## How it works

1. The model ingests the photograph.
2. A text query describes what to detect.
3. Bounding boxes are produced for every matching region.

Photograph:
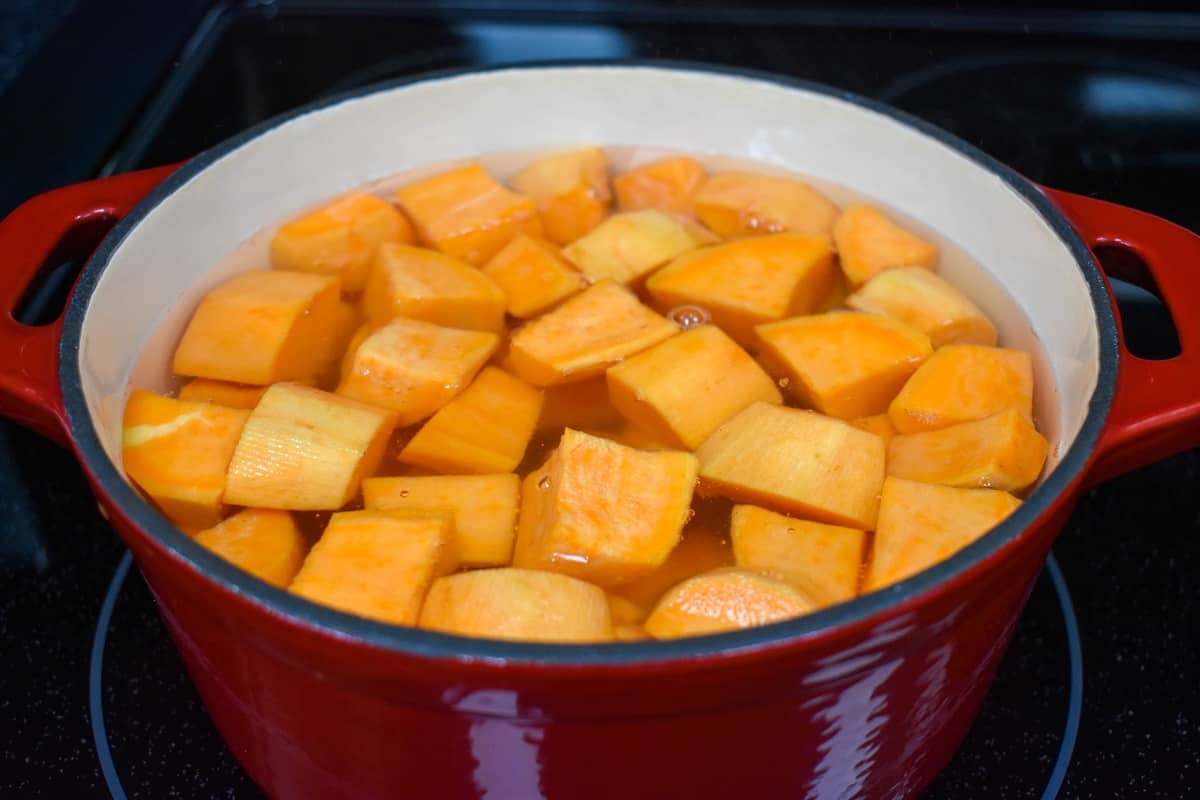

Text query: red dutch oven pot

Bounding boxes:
[1,65,1198,799]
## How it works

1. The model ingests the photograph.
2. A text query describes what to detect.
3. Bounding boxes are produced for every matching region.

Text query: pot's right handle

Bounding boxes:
[1044,188,1200,485]
[0,165,176,446]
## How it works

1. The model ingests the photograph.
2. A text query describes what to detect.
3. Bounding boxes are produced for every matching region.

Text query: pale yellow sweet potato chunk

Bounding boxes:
[173,270,342,385]
[730,504,865,606]
[398,367,543,474]
[864,477,1021,591]
[887,408,1048,491]
[363,473,520,567]
[695,402,885,529]
[888,345,1034,434]
[224,383,395,510]
[846,266,997,347]
[507,280,678,386]
[834,203,938,288]
[362,243,506,332]
[337,318,498,426]
[644,234,834,347]
[290,510,453,625]
[644,567,814,639]
[269,192,414,292]
[754,311,933,420]
[691,171,838,238]
[194,508,307,587]
[513,428,698,587]
[419,568,612,642]
[562,209,716,286]
[509,147,612,245]
[606,324,781,449]
[481,234,586,318]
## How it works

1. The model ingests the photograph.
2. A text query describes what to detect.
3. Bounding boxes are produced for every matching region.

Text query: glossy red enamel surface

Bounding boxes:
[2,148,1199,797]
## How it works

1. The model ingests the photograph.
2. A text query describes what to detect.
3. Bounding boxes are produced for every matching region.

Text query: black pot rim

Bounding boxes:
[60,60,1118,668]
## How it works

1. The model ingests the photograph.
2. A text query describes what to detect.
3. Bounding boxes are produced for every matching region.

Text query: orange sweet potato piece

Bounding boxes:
[507,280,678,386]
[481,234,586,318]
[888,344,1034,434]
[177,379,268,410]
[419,568,612,643]
[337,318,498,425]
[730,504,865,607]
[754,311,933,419]
[614,156,707,215]
[398,367,543,474]
[395,163,541,265]
[224,383,395,510]
[887,408,1048,491]
[194,508,307,587]
[864,477,1021,591]
[850,413,897,448]
[613,528,734,619]
[606,324,782,449]
[361,243,506,332]
[644,567,814,639]
[833,203,938,288]
[562,210,716,286]
[269,192,414,292]
[537,376,622,431]
[691,171,838,238]
[513,428,698,587]
[614,624,651,641]
[607,593,646,626]
[290,510,453,625]
[173,270,342,385]
[695,402,885,529]
[363,473,520,567]
[509,147,611,245]
[122,390,249,529]
[644,234,834,347]
[846,266,997,347]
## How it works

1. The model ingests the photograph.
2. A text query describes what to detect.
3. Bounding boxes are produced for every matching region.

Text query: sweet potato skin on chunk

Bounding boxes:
[644,567,815,639]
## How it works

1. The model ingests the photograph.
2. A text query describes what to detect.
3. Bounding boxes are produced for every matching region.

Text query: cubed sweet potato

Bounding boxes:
[730,504,865,606]
[833,203,938,288]
[606,324,782,449]
[613,156,706,215]
[537,376,623,431]
[398,367,543,474]
[481,234,586,318]
[513,428,698,587]
[846,266,997,347]
[395,163,541,265]
[122,390,249,529]
[613,528,734,620]
[509,147,612,245]
[850,413,897,448]
[363,473,520,567]
[864,477,1021,591]
[290,510,453,625]
[643,567,814,639]
[224,383,395,510]
[361,243,506,332]
[507,280,678,386]
[337,318,498,425]
[691,171,838,238]
[561,210,716,286]
[177,379,268,410]
[194,508,307,587]
[269,192,414,292]
[887,408,1048,491]
[754,311,933,419]
[644,234,834,347]
[888,344,1034,433]
[173,270,342,385]
[419,567,612,642]
[695,401,885,529]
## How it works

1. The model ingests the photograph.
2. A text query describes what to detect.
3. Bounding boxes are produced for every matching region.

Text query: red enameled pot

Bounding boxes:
[1,65,1198,800]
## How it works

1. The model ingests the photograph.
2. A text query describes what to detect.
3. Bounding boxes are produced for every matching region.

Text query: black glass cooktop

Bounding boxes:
[2,2,1198,798]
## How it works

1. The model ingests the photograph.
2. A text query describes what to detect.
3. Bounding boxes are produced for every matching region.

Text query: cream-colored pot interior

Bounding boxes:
[77,65,1098,475]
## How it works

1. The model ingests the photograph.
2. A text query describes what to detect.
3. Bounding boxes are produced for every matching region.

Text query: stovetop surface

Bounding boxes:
[1,2,1198,798]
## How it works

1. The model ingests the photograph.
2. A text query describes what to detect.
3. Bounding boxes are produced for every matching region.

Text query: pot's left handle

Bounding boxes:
[0,165,177,446]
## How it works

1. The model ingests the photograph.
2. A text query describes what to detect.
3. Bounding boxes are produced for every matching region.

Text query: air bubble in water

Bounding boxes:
[666,304,711,329]
[399,490,409,498]
[786,527,795,535]
[537,476,551,490]
[685,508,696,523]
[778,377,790,388]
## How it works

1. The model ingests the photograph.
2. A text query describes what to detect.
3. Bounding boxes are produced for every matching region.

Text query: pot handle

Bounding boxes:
[0,165,176,446]
[1044,188,1200,485]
